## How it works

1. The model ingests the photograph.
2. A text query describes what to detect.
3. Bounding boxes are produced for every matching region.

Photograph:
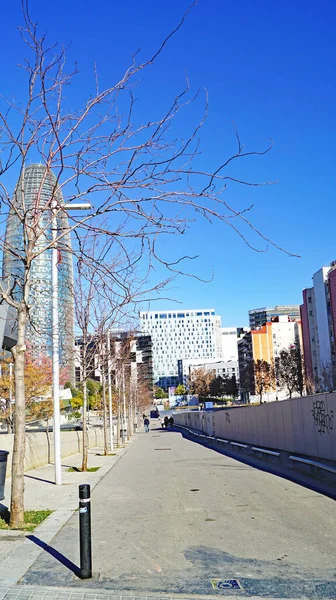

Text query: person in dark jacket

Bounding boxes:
[144,417,150,433]
[169,416,174,428]
[164,416,169,429]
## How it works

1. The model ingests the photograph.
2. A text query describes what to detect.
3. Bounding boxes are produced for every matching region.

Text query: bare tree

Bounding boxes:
[319,361,336,393]
[275,342,305,399]
[0,3,296,526]
[254,359,275,403]
[189,367,214,404]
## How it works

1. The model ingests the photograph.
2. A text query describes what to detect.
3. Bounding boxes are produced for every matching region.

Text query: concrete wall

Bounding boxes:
[175,392,336,462]
[0,427,105,478]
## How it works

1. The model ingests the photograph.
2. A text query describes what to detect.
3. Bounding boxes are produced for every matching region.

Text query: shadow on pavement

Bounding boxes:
[170,426,336,501]
[24,474,55,485]
[27,535,81,578]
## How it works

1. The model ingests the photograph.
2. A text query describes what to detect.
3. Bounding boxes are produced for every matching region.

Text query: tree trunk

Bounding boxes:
[10,306,27,528]
[117,375,121,447]
[46,418,51,464]
[102,367,108,455]
[6,399,11,434]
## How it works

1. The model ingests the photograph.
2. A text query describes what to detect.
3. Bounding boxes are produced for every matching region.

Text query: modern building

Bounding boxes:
[0,302,17,354]
[139,308,223,388]
[249,305,301,330]
[178,357,239,388]
[301,262,336,390]
[2,164,74,373]
[75,330,153,394]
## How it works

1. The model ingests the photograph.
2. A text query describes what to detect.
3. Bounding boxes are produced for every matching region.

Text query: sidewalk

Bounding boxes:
[0,436,136,586]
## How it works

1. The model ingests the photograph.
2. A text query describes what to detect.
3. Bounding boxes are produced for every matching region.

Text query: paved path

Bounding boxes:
[20,428,336,597]
[0,440,128,584]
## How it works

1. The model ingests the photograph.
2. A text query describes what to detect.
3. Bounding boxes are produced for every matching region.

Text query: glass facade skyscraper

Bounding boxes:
[2,164,74,374]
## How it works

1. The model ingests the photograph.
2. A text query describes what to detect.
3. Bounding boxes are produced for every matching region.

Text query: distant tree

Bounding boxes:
[254,359,275,403]
[225,374,239,399]
[275,342,304,398]
[319,361,336,393]
[210,375,224,397]
[175,384,187,396]
[154,387,168,400]
[0,360,14,432]
[24,354,52,412]
[305,373,316,396]
[86,379,102,409]
[239,361,255,401]
[189,368,214,402]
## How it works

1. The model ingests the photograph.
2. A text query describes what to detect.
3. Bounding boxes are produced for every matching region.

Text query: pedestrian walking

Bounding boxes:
[164,416,169,429]
[169,416,174,429]
[160,417,165,429]
[144,417,150,433]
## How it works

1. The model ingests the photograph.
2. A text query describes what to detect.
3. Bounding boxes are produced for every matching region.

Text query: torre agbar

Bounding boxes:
[2,164,74,376]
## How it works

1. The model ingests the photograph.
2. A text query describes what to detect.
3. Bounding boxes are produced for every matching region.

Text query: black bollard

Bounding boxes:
[79,484,92,579]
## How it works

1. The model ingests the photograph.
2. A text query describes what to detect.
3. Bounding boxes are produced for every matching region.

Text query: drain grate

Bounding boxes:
[155,448,171,450]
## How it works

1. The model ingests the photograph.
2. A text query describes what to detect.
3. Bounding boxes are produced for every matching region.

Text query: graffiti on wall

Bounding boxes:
[311,399,334,435]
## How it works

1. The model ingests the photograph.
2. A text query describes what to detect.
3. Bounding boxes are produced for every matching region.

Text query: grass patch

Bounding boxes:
[0,509,52,531]
[66,466,101,472]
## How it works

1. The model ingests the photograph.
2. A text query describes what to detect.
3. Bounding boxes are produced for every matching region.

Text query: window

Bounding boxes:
[204,311,210,316]
[196,312,202,316]
[177,313,185,318]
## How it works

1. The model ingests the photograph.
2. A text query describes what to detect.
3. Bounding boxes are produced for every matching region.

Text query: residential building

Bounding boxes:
[249,305,301,330]
[251,315,302,363]
[2,164,74,375]
[300,288,318,385]
[221,327,238,361]
[237,316,302,402]
[221,327,249,361]
[139,309,223,388]
[301,262,336,390]
[178,357,239,387]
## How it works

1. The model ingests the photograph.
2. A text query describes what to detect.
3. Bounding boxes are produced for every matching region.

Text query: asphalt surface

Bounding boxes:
[22,424,336,597]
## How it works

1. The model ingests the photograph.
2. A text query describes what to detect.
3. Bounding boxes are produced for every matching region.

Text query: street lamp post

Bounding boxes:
[52,201,91,486]
[107,331,114,452]
[122,364,127,443]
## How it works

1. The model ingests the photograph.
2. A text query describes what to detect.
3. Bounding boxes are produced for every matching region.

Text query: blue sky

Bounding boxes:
[2,0,336,326]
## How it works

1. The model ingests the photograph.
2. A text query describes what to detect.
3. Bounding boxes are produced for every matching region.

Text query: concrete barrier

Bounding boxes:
[0,427,105,478]
[174,392,336,461]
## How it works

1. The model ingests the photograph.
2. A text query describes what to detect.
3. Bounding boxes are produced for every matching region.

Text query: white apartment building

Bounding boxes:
[221,326,250,362]
[221,327,238,361]
[139,308,223,388]
[312,267,332,377]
